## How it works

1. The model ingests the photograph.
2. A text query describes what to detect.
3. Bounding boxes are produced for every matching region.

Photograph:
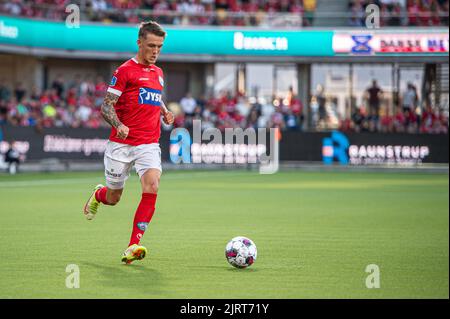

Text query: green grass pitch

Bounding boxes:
[0,170,448,298]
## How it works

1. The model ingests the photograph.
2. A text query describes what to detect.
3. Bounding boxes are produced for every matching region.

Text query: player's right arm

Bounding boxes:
[100,92,129,140]
[102,68,129,140]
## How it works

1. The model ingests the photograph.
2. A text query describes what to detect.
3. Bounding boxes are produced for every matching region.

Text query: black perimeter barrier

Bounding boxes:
[0,125,448,164]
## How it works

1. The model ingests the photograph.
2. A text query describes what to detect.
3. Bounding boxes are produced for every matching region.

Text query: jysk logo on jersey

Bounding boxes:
[138,87,162,106]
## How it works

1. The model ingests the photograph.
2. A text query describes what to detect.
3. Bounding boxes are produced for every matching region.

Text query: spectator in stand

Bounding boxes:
[405,105,419,133]
[440,0,449,25]
[285,86,304,131]
[312,85,327,127]
[401,82,418,114]
[349,0,365,27]
[435,108,449,134]
[421,102,437,133]
[180,92,197,127]
[0,101,7,125]
[92,0,109,11]
[14,82,26,102]
[246,108,259,130]
[365,80,383,118]
[418,0,432,26]
[407,0,421,26]
[80,75,95,96]
[94,76,108,107]
[0,79,11,102]
[351,106,365,133]
[269,106,286,131]
[389,2,403,26]
[303,0,316,26]
[367,107,380,132]
[51,74,65,99]
[393,105,406,132]
[284,108,299,131]
[419,102,448,134]
[379,107,394,132]
[2,0,22,16]
[69,74,82,97]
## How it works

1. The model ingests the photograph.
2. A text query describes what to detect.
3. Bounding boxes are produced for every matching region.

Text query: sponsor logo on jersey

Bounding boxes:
[110,76,117,86]
[138,87,162,106]
[158,76,164,87]
[139,78,150,81]
[137,222,148,231]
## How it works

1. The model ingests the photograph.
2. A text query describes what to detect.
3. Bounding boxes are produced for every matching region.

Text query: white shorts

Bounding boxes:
[104,141,162,190]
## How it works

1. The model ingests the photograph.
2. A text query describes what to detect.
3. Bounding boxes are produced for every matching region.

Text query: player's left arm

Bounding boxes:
[161,100,174,125]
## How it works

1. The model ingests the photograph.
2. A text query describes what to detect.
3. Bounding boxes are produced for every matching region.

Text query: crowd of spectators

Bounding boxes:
[173,86,304,132]
[334,80,448,134]
[0,75,109,130]
[0,0,316,27]
[349,0,449,27]
[339,103,449,134]
[2,0,448,27]
[0,76,447,135]
[0,75,306,132]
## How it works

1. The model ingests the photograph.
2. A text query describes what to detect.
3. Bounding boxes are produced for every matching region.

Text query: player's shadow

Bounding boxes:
[193,265,259,272]
[81,261,168,297]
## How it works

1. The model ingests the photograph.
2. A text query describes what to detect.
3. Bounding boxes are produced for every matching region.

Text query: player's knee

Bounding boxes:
[149,182,159,194]
[144,180,159,194]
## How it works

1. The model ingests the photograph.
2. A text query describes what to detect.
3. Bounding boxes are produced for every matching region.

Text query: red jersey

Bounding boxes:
[107,58,164,146]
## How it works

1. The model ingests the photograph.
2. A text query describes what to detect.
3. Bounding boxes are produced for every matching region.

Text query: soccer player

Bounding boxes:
[83,21,174,264]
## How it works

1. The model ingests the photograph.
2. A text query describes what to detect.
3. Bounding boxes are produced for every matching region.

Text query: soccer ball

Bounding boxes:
[225,236,257,268]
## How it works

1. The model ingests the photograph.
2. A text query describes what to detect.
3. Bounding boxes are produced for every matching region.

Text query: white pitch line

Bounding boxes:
[0,177,99,188]
[0,171,251,188]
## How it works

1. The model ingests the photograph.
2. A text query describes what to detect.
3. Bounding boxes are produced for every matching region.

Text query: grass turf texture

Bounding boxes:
[0,170,448,299]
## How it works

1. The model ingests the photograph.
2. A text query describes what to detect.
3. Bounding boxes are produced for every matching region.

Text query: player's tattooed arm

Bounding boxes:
[101,92,122,128]
[101,92,129,139]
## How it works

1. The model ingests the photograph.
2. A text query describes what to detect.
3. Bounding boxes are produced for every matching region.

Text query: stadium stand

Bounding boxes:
[1,0,448,27]
[0,75,447,134]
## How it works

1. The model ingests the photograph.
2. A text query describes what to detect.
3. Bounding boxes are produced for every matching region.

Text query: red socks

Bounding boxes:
[95,187,110,205]
[94,188,157,246]
[128,193,157,246]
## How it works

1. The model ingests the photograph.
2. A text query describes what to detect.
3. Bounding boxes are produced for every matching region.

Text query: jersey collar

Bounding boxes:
[132,57,156,71]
